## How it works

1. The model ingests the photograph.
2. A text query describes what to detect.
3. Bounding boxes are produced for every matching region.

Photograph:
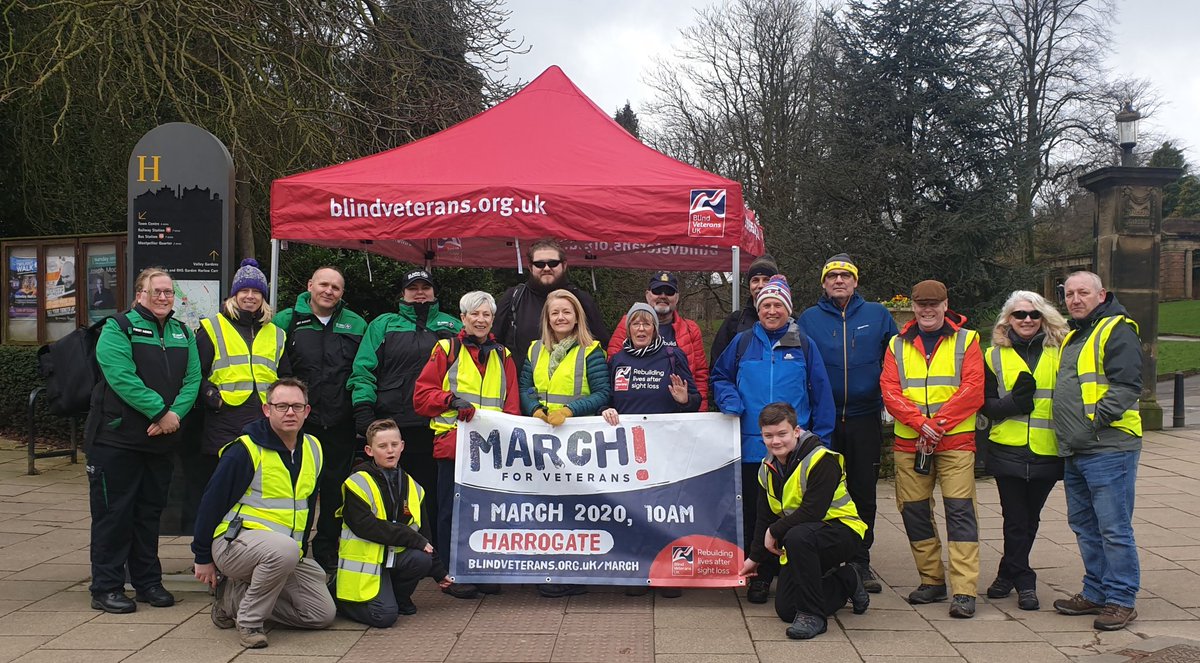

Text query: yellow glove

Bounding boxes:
[533,408,550,423]
[546,407,573,426]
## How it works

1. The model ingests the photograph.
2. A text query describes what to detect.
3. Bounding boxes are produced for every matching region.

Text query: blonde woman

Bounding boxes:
[980,290,1068,612]
[194,259,288,483]
[518,289,610,599]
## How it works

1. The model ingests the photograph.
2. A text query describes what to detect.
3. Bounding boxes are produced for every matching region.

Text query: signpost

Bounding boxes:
[127,123,234,330]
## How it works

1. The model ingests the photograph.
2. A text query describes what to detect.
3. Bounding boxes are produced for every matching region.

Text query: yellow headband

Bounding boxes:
[821,260,859,282]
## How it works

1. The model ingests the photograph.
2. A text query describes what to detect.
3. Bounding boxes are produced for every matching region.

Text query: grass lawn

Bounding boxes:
[1160,299,1200,336]
[1158,340,1200,377]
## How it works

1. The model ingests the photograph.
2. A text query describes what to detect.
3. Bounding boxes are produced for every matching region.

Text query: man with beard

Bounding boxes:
[494,239,609,374]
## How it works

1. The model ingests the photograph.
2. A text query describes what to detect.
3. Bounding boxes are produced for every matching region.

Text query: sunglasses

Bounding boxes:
[1011,310,1042,320]
[532,259,562,269]
[650,287,676,296]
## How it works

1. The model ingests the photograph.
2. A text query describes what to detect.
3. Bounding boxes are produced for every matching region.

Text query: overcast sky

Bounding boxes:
[502,0,1199,165]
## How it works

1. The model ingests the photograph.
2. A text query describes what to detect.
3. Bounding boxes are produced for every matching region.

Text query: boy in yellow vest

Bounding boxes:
[333,419,437,628]
[739,402,869,640]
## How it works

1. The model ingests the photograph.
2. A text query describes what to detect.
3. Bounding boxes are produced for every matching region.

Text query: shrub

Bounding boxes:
[0,345,72,443]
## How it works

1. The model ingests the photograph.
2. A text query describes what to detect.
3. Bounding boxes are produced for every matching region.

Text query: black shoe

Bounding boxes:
[853,562,882,594]
[625,586,649,597]
[396,600,418,616]
[746,579,770,604]
[134,585,175,608]
[986,577,1014,599]
[1017,589,1040,611]
[659,587,683,599]
[848,565,870,615]
[91,591,136,614]
[949,594,976,618]
[785,612,827,639]
[537,583,587,598]
[907,583,948,604]
[441,582,479,599]
[476,583,502,595]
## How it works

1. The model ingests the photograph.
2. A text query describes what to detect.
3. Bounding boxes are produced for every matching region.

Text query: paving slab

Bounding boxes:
[39,622,174,650]
[655,627,754,655]
[120,637,242,663]
[753,640,862,663]
[448,632,557,662]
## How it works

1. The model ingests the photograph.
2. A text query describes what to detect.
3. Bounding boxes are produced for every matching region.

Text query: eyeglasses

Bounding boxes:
[140,289,174,299]
[825,272,854,281]
[630,321,655,329]
[267,402,308,413]
[1011,310,1042,320]
[531,260,562,269]
[649,287,676,296]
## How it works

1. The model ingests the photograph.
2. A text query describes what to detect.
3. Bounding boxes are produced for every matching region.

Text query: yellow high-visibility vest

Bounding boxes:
[200,314,285,405]
[335,470,424,603]
[526,339,602,412]
[986,344,1060,456]
[1061,315,1142,437]
[758,446,867,565]
[431,339,509,435]
[889,329,979,439]
[213,433,322,547]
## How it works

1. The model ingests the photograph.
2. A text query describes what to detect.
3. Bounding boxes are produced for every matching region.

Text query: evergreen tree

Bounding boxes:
[614,102,640,139]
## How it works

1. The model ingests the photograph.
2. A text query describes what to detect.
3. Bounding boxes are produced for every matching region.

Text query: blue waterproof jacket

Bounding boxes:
[799,293,898,419]
[710,321,836,463]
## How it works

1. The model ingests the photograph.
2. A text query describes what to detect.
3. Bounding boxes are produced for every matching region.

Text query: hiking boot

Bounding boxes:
[1053,593,1104,616]
[848,564,870,615]
[851,562,882,593]
[476,583,502,595]
[625,585,649,597]
[1017,589,1039,611]
[441,582,479,599]
[210,576,234,629]
[396,600,417,616]
[785,612,827,640]
[949,594,976,618]
[91,591,136,614]
[986,576,1013,599]
[907,583,948,604]
[238,626,268,649]
[1094,604,1137,631]
[746,579,771,604]
[134,584,175,608]
[659,587,683,599]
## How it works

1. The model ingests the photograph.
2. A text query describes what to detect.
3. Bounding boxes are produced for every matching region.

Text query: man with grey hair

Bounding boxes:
[1052,271,1142,631]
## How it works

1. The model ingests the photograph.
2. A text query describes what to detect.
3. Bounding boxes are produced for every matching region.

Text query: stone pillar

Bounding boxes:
[1078,166,1182,431]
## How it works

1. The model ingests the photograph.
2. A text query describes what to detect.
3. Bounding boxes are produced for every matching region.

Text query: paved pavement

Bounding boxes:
[4,428,1200,662]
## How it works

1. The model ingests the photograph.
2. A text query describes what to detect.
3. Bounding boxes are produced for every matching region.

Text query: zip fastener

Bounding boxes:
[841,310,848,422]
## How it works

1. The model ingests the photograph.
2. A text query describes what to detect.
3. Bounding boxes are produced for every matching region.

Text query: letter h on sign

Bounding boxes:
[137,155,161,182]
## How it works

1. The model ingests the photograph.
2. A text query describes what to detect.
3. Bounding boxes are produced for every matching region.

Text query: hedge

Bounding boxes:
[0,345,72,443]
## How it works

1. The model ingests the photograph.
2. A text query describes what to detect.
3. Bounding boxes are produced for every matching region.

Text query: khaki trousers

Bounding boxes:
[213,529,335,630]
[894,450,979,597]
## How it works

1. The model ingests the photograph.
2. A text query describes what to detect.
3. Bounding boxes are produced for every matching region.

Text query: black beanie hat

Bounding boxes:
[747,254,778,281]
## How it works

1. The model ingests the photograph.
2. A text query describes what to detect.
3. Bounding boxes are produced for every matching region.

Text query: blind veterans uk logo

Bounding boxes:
[688,189,727,238]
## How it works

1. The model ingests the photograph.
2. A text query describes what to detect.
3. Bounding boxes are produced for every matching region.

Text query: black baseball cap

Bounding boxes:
[647,271,678,293]
[400,269,434,290]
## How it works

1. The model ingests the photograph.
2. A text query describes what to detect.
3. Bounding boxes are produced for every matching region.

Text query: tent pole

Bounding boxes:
[269,238,280,310]
[731,246,741,312]
[515,237,524,274]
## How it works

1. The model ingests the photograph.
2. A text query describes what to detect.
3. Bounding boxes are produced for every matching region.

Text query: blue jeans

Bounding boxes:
[1064,450,1140,608]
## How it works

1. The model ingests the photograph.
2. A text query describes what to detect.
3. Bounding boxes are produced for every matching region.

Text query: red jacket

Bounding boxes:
[880,312,984,453]
[413,331,521,460]
[608,312,709,410]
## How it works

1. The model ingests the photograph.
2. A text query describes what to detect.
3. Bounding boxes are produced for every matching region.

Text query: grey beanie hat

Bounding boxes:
[747,254,779,281]
[625,302,659,338]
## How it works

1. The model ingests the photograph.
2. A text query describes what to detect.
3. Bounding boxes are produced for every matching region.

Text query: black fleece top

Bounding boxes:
[749,431,841,563]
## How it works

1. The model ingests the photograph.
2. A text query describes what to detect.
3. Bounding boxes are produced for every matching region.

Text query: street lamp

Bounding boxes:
[1116,100,1140,167]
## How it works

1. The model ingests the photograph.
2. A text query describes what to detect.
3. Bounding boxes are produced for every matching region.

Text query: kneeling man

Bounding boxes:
[740,402,869,639]
[192,377,335,649]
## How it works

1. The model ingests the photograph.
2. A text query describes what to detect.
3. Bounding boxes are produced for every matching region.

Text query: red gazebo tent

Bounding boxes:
[269,65,763,295]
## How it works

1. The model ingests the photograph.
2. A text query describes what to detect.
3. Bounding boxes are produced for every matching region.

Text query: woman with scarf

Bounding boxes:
[414,291,520,597]
[601,302,701,598]
[519,288,611,597]
[980,290,1067,612]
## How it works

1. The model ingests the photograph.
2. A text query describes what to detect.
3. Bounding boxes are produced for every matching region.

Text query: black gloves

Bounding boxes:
[1011,371,1037,414]
[354,403,377,436]
[450,397,476,422]
[202,383,223,411]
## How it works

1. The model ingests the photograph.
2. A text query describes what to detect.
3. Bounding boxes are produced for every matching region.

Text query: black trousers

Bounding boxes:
[742,463,778,583]
[830,413,883,565]
[994,475,1058,591]
[400,426,439,550]
[87,444,174,594]
[336,549,433,629]
[775,521,863,621]
[307,420,358,568]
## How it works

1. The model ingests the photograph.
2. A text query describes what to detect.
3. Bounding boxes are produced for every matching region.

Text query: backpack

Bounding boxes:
[37,315,132,417]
